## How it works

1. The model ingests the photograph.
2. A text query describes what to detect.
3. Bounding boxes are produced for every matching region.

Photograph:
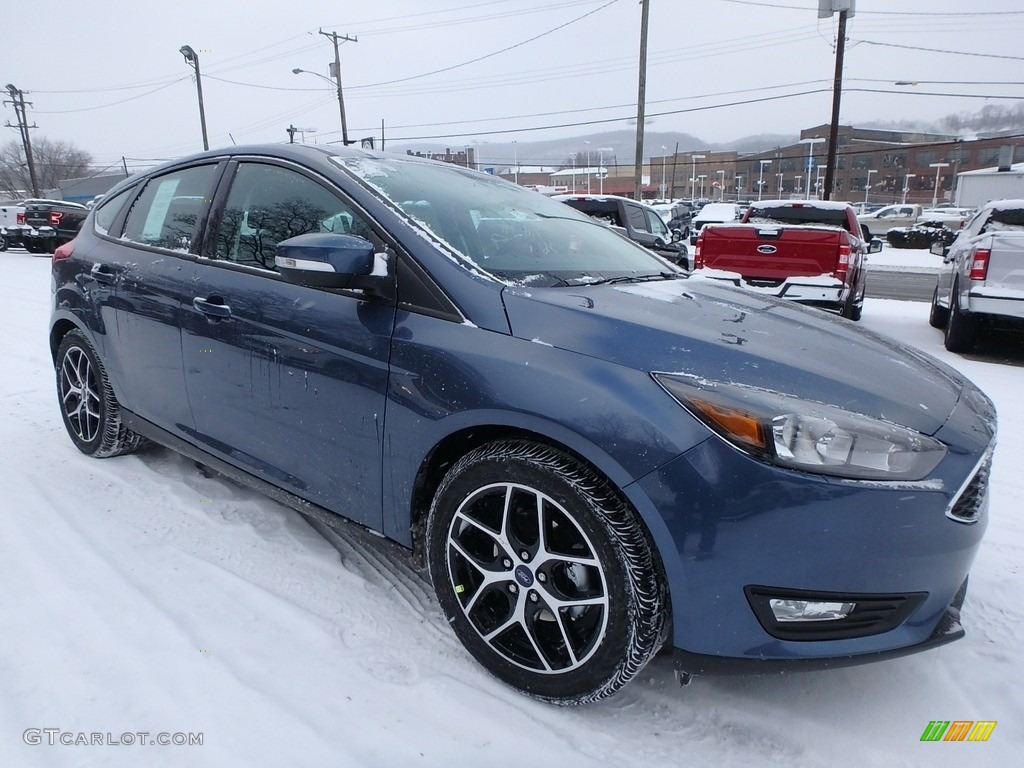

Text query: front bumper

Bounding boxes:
[631,400,991,667]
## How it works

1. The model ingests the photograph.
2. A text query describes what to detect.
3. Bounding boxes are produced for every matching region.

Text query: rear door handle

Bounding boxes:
[90,263,116,285]
[192,296,232,318]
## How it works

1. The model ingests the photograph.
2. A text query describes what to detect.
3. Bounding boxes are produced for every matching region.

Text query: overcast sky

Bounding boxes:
[4,0,1023,173]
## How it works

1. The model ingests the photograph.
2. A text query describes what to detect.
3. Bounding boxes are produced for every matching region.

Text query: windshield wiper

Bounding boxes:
[581,271,682,286]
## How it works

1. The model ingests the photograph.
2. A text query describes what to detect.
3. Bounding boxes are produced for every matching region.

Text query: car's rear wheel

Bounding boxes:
[426,440,666,705]
[943,280,978,353]
[56,330,144,458]
[928,285,949,329]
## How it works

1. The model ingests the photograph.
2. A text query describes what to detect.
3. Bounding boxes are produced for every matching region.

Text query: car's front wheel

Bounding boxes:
[426,440,666,705]
[56,330,144,458]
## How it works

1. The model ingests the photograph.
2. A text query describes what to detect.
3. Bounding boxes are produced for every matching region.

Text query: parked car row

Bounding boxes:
[49,144,994,704]
[0,198,89,253]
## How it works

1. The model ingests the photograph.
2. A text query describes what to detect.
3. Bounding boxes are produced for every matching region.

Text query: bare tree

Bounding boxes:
[0,137,93,197]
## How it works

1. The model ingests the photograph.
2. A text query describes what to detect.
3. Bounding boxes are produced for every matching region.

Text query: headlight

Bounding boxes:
[653,373,946,481]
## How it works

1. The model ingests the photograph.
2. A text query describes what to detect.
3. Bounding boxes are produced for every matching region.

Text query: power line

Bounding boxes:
[718,0,1024,14]
[349,0,620,90]
[852,39,1024,61]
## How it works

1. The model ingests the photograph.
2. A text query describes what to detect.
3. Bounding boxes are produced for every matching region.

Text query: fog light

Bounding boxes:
[769,599,855,623]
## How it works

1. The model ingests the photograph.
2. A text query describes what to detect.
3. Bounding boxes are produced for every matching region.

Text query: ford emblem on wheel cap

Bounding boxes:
[757,244,778,254]
[514,564,534,588]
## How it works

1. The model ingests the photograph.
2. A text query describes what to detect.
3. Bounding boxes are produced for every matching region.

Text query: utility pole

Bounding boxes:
[319,29,357,145]
[4,84,40,197]
[819,1,853,201]
[632,0,650,201]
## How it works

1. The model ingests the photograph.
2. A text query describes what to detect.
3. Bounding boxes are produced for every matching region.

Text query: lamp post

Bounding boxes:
[598,146,613,194]
[758,159,771,201]
[902,173,916,204]
[585,141,592,193]
[794,176,803,195]
[179,45,209,150]
[513,141,519,184]
[698,174,707,199]
[929,162,950,207]
[864,169,877,205]
[660,145,667,198]
[716,169,726,200]
[777,172,784,197]
[735,175,743,201]
[569,152,577,192]
[800,137,825,200]
[690,154,705,200]
[815,164,826,199]
[293,67,353,144]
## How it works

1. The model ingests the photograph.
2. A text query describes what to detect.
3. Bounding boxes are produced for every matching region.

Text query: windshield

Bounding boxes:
[334,154,677,287]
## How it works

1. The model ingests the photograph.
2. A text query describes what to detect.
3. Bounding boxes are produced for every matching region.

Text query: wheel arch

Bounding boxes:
[404,421,680,642]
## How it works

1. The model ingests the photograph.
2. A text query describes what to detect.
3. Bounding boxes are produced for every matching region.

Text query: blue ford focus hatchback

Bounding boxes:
[50,145,995,704]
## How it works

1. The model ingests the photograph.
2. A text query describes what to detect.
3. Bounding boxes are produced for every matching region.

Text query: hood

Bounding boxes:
[501,278,963,435]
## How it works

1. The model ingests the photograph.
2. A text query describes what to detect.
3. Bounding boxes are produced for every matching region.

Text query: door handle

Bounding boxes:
[90,263,116,285]
[193,296,232,318]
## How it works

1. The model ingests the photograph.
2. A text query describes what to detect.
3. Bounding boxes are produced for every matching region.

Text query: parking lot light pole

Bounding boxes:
[777,172,784,197]
[930,162,950,207]
[690,154,705,200]
[758,160,771,201]
[902,173,916,204]
[716,169,726,199]
[799,137,825,200]
[179,45,209,151]
[864,169,877,204]
[660,145,667,198]
[598,147,613,194]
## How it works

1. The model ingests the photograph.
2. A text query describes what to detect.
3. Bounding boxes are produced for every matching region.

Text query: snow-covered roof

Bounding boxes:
[750,199,853,210]
[959,163,1024,176]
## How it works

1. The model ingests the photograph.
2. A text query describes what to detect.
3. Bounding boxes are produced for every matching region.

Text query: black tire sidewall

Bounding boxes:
[427,442,657,704]
[56,331,114,456]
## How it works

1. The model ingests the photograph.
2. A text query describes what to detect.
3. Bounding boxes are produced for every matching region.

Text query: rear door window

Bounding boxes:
[122,165,218,251]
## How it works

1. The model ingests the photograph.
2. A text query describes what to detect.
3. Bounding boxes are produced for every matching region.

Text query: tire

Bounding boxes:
[0,236,7,252]
[426,439,666,705]
[56,330,144,458]
[928,285,948,329]
[840,279,863,322]
[24,240,44,254]
[943,280,978,353]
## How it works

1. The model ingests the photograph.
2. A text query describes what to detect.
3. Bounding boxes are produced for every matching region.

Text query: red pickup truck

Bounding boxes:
[692,200,882,321]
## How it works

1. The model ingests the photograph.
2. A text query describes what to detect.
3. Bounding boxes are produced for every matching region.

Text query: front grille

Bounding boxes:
[947,455,991,524]
[746,586,926,642]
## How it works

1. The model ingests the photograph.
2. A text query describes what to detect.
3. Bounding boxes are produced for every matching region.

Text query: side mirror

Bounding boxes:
[275,232,386,291]
[869,238,883,254]
[930,241,950,258]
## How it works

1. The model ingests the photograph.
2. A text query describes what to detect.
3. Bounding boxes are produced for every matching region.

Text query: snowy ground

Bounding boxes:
[2,247,1020,767]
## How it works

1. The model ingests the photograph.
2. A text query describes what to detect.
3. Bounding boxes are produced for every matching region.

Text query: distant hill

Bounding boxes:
[391,129,797,170]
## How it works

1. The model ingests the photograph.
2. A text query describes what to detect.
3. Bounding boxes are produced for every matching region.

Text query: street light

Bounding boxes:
[292,67,351,144]
[794,175,803,195]
[864,169,877,205]
[929,162,950,207]
[758,159,771,201]
[598,146,613,194]
[179,45,209,150]
[902,173,916,204]
[716,169,726,200]
[568,152,577,192]
[735,175,743,200]
[800,137,825,200]
[585,141,592,193]
[513,140,519,184]
[690,154,705,200]
[698,174,707,198]
[777,172,784,197]
[660,145,668,198]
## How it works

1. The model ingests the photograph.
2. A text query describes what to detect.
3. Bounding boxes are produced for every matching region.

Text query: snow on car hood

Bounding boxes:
[501,278,964,436]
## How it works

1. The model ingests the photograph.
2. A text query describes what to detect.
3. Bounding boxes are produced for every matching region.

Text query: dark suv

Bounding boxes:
[50,144,993,705]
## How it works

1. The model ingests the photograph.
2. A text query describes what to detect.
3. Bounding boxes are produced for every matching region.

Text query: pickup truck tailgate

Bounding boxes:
[984,233,1024,292]
[701,225,842,278]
